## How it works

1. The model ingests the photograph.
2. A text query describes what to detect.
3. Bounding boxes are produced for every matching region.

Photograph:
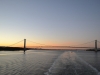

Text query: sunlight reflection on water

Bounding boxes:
[0,50,100,75]
[0,50,63,75]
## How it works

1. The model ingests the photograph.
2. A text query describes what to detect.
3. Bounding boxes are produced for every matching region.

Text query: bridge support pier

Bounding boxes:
[95,40,97,52]
[24,39,26,54]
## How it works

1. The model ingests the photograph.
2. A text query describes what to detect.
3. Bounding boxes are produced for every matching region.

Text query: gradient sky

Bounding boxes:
[0,0,100,47]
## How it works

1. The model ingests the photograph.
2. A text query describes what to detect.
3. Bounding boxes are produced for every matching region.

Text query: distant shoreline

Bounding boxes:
[86,49,100,51]
[0,47,30,51]
[0,46,81,51]
[0,46,100,51]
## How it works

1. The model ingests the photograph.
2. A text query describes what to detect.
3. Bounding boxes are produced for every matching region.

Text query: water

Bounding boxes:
[0,50,100,75]
[76,51,100,73]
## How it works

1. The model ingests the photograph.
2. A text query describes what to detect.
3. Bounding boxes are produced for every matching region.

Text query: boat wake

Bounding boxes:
[45,51,100,75]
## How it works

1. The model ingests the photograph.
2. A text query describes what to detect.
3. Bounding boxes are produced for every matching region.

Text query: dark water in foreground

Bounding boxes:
[0,50,100,75]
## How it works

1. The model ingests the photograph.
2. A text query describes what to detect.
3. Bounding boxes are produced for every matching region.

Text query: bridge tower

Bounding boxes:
[95,40,97,52]
[24,39,26,54]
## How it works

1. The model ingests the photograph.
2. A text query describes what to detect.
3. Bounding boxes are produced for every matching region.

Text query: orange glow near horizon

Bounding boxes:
[1,40,99,49]
[0,41,75,47]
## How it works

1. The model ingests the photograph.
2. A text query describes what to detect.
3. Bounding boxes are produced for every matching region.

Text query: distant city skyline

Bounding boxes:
[0,0,100,47]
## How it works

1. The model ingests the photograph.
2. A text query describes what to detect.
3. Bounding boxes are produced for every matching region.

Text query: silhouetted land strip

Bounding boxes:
[0,47,48,51]
[1,46,100,51]
[86,49,100,51]
[0,47,30,51]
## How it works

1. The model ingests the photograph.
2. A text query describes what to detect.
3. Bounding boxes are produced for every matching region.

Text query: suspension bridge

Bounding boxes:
[1,39,100,53]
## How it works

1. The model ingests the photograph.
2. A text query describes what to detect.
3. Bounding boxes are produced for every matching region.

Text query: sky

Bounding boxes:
[0,0,100,47]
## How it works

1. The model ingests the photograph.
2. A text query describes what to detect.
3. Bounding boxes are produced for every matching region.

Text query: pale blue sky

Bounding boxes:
[0,0,100,46]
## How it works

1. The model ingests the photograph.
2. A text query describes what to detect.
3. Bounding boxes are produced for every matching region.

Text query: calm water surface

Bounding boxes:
[76,51,100,71]
[0,50,100,75]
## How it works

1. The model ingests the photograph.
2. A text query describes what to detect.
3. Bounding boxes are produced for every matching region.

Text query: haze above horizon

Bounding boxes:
[0,0,100,47]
